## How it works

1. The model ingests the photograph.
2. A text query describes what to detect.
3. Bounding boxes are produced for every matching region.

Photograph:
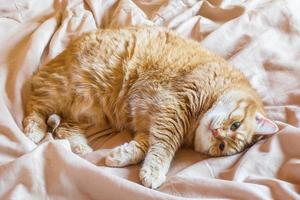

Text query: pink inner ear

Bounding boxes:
[255,114,279,135]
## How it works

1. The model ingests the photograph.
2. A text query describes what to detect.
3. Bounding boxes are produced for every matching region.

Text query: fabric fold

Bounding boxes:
[0,0,299,199]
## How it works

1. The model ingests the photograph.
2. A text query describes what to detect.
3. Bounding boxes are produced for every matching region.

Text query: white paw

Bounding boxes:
[24,120,46,144]
[70,142,93,155]
[139,166,166,189]
[105,143,132,167]
[25,130,45,144]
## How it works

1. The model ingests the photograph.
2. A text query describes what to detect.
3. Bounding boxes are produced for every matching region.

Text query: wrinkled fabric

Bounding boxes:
[0,0,300,199]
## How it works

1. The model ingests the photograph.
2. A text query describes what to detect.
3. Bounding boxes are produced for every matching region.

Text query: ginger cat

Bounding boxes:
[23,26,278,189]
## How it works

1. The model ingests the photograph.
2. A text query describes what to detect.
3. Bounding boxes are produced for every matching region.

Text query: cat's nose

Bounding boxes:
[211,129,219,137]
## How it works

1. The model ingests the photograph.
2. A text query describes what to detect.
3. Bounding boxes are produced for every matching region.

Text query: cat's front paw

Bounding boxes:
[105,143,133,167]
[70,142,93,155]
[105,141,145,167]
[139,165,166,189]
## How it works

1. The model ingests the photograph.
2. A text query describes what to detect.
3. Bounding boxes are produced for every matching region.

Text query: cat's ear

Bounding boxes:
[255,112,279,135]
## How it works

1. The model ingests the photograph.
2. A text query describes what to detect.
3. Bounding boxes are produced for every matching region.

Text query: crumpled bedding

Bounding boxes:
[0,0,300,199]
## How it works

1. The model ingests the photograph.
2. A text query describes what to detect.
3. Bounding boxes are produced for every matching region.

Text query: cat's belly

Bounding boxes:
[101,96,132,131]
[65,93,131,134]
[64,94,108,131]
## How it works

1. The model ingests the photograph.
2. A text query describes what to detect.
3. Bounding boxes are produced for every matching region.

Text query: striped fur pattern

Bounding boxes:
[23,26,278,189]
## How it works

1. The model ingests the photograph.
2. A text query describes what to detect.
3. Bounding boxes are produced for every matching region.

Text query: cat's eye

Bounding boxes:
[219,142,225,151]
[230,121,241,131]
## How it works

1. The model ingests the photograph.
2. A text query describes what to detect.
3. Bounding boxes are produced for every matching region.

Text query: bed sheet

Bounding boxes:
[0,0,300,199]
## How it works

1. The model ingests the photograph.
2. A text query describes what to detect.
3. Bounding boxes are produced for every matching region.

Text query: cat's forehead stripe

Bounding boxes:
[229,100,248,119]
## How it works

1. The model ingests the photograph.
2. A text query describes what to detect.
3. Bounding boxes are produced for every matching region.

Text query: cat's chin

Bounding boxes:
[194,114,214,154]
[194,125,212,154]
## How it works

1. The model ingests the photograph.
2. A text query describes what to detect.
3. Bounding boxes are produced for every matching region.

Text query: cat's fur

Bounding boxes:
[23,26,278,189]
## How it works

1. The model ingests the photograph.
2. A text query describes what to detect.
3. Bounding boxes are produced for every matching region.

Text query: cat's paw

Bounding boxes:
[24,125,45,144]
[70,142,93,155]
[139,165,166,189]
[105,143,133,167]
[26,131,45,144]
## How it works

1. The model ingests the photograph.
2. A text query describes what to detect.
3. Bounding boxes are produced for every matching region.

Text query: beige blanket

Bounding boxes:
[0,0,300,199]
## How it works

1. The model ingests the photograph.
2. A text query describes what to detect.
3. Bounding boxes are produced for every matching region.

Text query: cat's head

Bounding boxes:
[194,89,278,156]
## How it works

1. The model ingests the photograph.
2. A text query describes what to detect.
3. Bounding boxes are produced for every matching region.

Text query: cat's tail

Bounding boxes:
[47,114,61,133]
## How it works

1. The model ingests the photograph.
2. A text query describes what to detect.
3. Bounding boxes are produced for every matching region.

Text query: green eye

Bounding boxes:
[230,121,241,131]
[219,142,225,151]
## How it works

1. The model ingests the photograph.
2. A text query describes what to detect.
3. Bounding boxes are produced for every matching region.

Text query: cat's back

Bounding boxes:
[66,26,220,70]
[36,26,248,95]
[64,26,249,95]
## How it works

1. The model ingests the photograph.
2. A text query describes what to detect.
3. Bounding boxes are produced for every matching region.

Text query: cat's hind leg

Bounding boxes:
[105,133,149,167]
[54,121,93,155]
[23,111,47,143]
